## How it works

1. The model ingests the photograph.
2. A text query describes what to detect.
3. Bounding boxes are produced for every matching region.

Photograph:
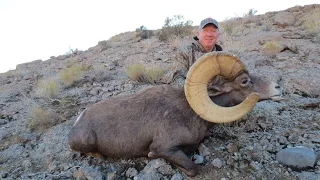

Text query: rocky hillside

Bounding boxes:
[1,4,320,180]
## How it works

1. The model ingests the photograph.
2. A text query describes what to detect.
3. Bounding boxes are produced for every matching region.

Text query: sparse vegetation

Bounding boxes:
[126,64,164,84]
[87,64,114,82]
[262,41,282,54]
[303,11,320,36]
[98,40,112,52]
[243,8,257,17]
[64,46,78,55]
[136,25,153,40]
[220,18,245,36]
[0,135,25,151]
[158,15,193,41]
[27,106,58,131]
[59,64,85,87]
[35,78,60,98]
[168,35,182,51]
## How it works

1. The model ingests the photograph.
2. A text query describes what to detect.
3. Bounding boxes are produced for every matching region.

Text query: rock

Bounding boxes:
[227,143,238,153]
[211,158,223,168]
[192,154,204,164]
[276,146,317,169]
[107,172,116,180]
[0,171,8,178]
[22,159,32,168]
[134,169,163,180]
[74,167,104,180]
[144,159,167,171]
[170,173,185,180]
[199,143,210,157]
[274,12,295,27]
[297,171,320,180]
[126,167,138,178]
[157,164,174,175]
[249,161,262,171]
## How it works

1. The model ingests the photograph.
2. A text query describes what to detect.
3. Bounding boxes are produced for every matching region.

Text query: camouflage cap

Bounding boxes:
[199,17,219,29]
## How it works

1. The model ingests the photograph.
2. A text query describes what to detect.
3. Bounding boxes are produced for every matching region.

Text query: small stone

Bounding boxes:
[211,158,223,168]
[126,167,138,178]
[22,159,32,168]
[249,161,262,171]
[157,164,174,175]
[107,172,116,180]
[227,143,238,153]
[144,159,167,171]
[170,173,184,180]
[192,154,204,164]
[198,143,210,157]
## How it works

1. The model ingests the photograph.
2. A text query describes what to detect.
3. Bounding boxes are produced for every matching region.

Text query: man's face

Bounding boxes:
[197,24,219,52]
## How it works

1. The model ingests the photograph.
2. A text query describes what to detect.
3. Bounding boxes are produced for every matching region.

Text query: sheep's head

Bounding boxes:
[184,52,281,123]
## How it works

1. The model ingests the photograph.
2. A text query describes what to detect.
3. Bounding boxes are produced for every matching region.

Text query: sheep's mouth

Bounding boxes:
[270,94,285,101]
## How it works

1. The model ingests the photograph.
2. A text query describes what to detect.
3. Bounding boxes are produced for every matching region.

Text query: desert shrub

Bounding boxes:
[262,41,282,54]
[35,78,60,98]
[220,18,244,36]
[158,15,193,41]
[303,11,320,36]
[243,8,257,17]
[60,64,85,86]
[136,25,154,40]
[98,40,112,52]
[86,64,114,82]
[126,64,164,84]
[27,106,58,131]
[168,35,182,51]
[64,47,78,55]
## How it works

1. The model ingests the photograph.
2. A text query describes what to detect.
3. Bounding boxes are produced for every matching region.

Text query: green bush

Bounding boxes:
[158,15,193,41]
[35,78,60,98]
[126,64,164,84]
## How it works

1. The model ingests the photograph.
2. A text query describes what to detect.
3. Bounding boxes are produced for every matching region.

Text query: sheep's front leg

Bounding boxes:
[149,148,198,177]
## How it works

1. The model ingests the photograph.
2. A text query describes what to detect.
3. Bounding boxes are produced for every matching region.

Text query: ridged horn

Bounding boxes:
[184,52,260,123]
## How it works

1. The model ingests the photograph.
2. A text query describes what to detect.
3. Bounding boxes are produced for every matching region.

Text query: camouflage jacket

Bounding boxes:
[171,36,223,87]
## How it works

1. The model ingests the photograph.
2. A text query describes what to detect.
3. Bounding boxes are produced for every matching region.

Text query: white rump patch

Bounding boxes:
[73,110,85,126]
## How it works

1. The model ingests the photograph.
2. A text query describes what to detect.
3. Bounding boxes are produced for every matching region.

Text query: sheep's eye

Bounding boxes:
[241,79,249,85]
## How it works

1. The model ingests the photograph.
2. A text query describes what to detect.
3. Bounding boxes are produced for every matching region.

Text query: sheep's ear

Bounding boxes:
[207,85,232,96]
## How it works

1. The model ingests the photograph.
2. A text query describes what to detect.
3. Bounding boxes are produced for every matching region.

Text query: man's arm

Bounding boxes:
[171,44,193,87]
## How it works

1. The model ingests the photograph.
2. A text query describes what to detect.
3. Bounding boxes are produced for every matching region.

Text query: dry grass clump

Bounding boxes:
[27,106,58,131]
[0,135,25,151]
[262,41,282,54]
[60,64,85,86]
[35,78,60,98]
[126,64,164,84]
[303,10,320,36]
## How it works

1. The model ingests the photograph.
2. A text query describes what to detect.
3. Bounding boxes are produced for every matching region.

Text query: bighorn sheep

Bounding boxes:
[68,52,281,177]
